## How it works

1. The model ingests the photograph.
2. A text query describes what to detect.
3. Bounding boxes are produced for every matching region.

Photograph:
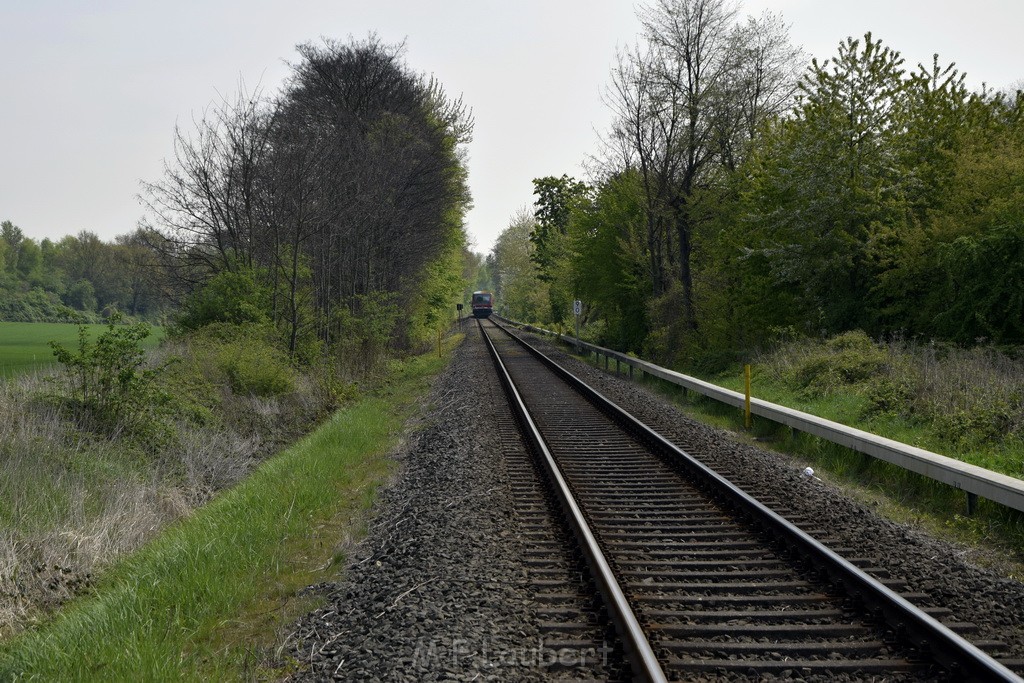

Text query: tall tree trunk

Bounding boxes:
[673,195,698,331]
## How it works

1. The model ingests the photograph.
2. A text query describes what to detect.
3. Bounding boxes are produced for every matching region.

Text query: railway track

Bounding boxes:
[479,317,1023,682]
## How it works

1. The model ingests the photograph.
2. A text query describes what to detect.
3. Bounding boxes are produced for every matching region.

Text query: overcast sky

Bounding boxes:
[2,1,1022,254]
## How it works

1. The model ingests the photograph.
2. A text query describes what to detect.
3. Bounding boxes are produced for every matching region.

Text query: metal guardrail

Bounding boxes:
[494,315,1024,516]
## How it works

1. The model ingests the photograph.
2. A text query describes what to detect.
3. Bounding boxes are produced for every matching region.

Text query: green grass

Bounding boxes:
[709,367,1024,479]
[0,322,165,378]
[0,337,455,680]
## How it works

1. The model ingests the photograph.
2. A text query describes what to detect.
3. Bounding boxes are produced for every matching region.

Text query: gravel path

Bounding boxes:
[283,326,1024,681]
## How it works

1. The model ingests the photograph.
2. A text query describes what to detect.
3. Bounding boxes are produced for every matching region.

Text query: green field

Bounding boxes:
[0,322,165,378]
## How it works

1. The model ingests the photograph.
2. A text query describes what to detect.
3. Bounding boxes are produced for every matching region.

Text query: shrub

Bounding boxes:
[331,293,400,378]
[911,345,1024,444]
[863,376,915,418]
[785,330,888,396]
[64,279,97,313]
[219,341,296,397]
[174,269,271,332]
[48,316,173,445]
[0,288,91,324]
[761,333,1024,446]
[643,281,692,368]
[933,401,1018,445]
[161,322,298,399]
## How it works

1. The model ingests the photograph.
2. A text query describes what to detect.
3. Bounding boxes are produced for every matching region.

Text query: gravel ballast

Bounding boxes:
[284,331,552,682]
[283,325,1024,680]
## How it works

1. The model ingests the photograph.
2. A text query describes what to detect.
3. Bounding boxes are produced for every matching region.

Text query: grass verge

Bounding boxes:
[708,368,1024,479]
[0,336,455,681]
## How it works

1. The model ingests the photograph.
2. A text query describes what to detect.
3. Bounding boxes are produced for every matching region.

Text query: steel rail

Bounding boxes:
[478,320,668,683]
[490,318,1022,682]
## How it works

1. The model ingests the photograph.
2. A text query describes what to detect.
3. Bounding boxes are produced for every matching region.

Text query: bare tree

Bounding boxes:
[139,85,276,285]
[606,43,680,297]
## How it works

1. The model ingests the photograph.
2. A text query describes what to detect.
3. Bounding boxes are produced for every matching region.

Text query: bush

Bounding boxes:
[909,344,1024,444]
[219,341,296,397]
[331,293,400,378]
[168,322,298,398]
[0,288,92,323]
[48,316,173,445]
[64,279,97,313]
[785,330,888,396]
[760,332,1024,446]
[643,281,692,368]
[174,269,271,332]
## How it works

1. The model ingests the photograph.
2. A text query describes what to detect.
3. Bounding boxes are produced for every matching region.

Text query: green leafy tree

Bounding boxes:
[899,56,970,218]
[34,237,68,294]
[926,93,1024,341]
[934,222,1024,343]
[531,174,591,275]
[16,238,41,280]
[568,170,649,350]
[1,220,23,274]
[65,278,98,312]
[736,34,911,334]
[491,209,550,322]
[531,175,591,323]
[864,56,972,333]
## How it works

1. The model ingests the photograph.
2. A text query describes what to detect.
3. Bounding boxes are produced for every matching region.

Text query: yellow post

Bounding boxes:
[744,364,752,430]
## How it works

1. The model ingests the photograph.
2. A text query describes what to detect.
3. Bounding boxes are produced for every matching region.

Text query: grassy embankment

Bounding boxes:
[0,322,164,378]
[569,330,1024,565]
[0,336,455,680]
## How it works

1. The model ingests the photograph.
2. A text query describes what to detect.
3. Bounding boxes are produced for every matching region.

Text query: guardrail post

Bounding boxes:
[744,364,752,431]
[967,492,978,516]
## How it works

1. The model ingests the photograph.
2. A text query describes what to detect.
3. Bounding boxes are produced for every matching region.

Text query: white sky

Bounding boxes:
[2,0,1022,254]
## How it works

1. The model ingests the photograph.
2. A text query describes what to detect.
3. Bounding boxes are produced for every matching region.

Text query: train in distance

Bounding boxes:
[471,290,493,318]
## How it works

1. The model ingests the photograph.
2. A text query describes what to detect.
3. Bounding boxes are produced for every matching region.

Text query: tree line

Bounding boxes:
[4,36,475,370]
[141,36,473,360]
[0,221,162,323]
[489,0,1024,370]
